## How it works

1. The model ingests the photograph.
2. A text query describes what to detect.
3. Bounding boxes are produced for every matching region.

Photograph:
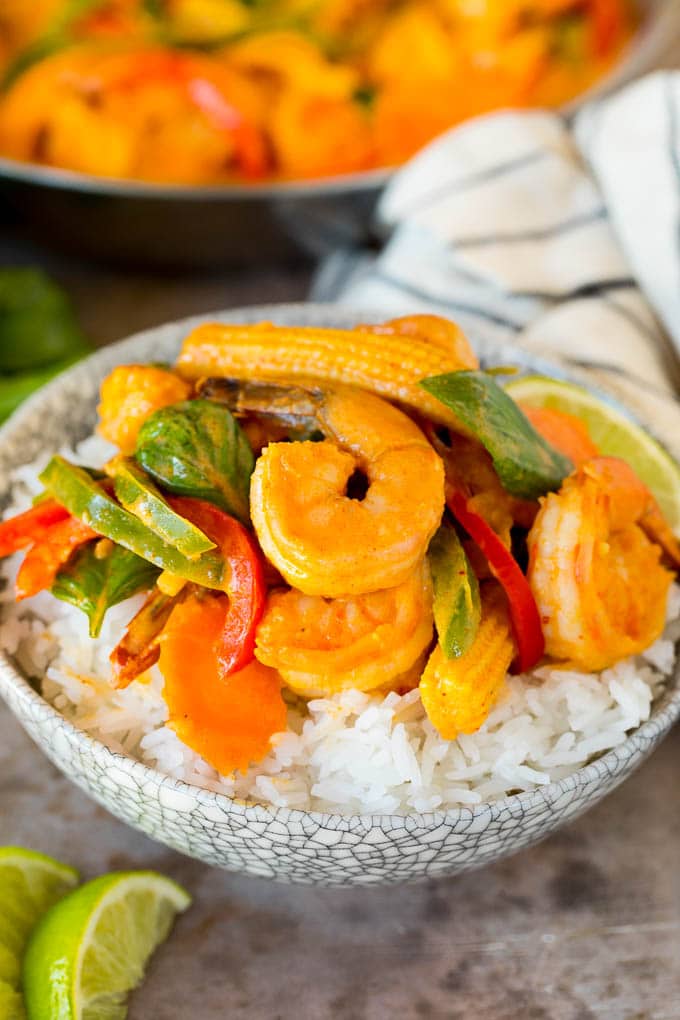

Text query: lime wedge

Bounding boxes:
[0,979,25,1020]
[505,375,680,531]
[0,846,79,1001]
[23,871,191,1020]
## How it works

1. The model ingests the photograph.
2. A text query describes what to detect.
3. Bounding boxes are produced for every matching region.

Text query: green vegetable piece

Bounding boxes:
[110,457,217,560]
[31,491,53,507]
[52,542,160,638]
[142,0,165,18]
[428,525,481,659]
[136,399,254,524]
[0,269,89,373]
[420,371,573,500]
[552,11,588,63]
[39,457,226,589]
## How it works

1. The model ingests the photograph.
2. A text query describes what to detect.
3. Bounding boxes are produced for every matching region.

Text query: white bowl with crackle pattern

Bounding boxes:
[1,304,679,886]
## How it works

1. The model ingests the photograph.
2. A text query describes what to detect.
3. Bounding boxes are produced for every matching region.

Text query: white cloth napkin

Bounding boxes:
[312,71,680,456]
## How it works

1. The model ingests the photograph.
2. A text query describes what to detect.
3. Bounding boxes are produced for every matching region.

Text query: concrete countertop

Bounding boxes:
[2,237,680,1020]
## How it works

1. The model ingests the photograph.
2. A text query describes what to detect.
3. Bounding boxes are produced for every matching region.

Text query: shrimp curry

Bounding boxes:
[0,314,677,774]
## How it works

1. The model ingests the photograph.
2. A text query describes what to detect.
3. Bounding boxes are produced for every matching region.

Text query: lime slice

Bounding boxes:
[505,375,680,531]
[23,871,191,1020]
[0,847,79,996]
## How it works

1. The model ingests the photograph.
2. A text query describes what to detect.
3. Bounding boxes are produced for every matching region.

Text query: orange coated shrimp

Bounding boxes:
[527,457,677,671]
[250,387,445,597]
[255,561,434,697]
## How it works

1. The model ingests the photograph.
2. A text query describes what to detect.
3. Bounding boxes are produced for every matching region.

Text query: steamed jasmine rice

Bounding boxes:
[2,434,679,816]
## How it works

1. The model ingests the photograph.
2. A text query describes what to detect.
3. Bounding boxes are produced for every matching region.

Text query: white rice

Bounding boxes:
[2,434,678,815]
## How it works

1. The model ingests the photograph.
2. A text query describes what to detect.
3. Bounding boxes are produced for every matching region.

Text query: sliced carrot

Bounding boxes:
[520,404,599,467]
[158,592,287,775]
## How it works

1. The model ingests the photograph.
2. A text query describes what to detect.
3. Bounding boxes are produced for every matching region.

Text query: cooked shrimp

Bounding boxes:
[250,387,445,596]
[255,561,434,697]
[527,457,676,671]
[98,364,191,454]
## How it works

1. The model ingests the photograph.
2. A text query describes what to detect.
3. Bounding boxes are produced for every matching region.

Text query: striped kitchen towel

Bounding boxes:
[312,71,680,455]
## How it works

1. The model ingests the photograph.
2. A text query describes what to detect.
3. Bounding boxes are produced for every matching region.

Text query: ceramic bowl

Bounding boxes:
[1,303,678,886]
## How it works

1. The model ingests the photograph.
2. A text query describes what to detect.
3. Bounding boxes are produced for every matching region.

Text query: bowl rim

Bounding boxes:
[1,300,679,828]
[0,155,391,200]
[0,0,673,202]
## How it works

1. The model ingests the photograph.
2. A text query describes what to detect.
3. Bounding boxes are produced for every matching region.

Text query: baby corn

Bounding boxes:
[175,317,478,428]
[419,584,515,739]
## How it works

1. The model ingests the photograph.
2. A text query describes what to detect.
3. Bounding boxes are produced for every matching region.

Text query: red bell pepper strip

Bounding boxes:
[110,587,183,690]
[104,52,269,179]
[588,0,625,57]
[0,500,70,558]
[446,488,545,673]
[15,517,98,601]
[167,497,266,678]
[77,8,139,38]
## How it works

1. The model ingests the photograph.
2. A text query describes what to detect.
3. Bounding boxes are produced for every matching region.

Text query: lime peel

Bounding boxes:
[23,871,191,1020]
[0,977,25,1019]
[0,846,79,1019]
[0,846,79,981]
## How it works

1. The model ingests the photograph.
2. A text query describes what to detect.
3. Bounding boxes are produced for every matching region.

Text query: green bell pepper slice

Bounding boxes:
[39,456,225,589]
[109,457,216,560]
[428,523,481,659]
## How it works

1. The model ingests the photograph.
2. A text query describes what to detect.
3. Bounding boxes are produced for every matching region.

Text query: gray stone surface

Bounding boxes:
[2,234,680,1017]
[3,703,680,1020]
